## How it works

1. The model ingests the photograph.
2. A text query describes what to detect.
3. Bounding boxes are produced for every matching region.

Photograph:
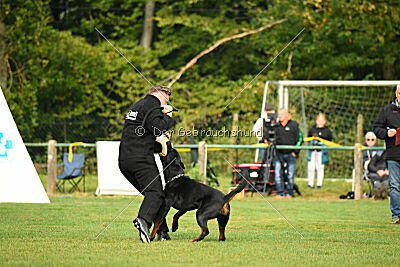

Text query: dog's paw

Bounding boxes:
[191,235,204,242]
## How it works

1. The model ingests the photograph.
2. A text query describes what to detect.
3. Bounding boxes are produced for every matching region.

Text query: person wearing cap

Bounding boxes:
[374,84,400,224]
[252,103,276,161]
[118,85,176,242]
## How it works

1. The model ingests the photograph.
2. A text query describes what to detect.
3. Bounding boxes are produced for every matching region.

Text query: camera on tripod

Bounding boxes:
[262,113,278,144]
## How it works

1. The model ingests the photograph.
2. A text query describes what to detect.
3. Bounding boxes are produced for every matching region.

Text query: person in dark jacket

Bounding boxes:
[119,85,176,242]
[350,132,382,173]
[373,84,400,224]
[274,108,303,198]
[307,113,333,189]
[367,151,389,199]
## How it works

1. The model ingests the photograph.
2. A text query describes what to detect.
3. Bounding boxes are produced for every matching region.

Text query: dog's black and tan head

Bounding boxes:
[160,142,185,181]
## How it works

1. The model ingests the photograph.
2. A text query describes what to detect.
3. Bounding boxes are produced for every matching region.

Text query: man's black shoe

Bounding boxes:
[157,231,171,241]
[133,218,151,243]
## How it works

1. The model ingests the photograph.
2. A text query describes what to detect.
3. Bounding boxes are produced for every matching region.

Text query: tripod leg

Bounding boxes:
[262,145,274,196]
[262,146,269,196]
[262,169,269,196]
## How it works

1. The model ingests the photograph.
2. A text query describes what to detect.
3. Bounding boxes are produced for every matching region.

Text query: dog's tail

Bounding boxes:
[223,178,247,205]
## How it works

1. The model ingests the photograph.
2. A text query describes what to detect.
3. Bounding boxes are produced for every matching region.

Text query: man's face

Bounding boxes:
[365,136,376,147]
[278,109,288,122]
[159,91,170,106]
[396,85,400,103]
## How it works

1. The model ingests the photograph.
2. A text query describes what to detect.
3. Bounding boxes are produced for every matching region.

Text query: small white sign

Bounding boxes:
[95,141,165,196]
[96,141,140,195]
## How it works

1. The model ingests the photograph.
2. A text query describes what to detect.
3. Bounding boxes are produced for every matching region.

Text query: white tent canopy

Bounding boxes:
[0,87,50,203]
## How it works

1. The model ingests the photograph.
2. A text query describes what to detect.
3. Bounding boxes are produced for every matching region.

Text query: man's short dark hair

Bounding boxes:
[148,85,172,96]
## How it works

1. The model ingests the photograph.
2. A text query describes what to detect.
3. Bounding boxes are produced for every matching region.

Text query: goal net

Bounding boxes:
[261,80,399,179]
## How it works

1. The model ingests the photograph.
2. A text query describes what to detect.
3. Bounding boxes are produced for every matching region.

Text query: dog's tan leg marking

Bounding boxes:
[150,219,164,241]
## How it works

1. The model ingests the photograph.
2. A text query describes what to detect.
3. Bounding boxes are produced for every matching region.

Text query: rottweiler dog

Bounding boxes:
[149,145,247,242]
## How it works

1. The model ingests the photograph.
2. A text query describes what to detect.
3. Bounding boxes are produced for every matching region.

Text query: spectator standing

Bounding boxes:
[373,84,400,224]
[307,113,333,189]
[275,108,303,198]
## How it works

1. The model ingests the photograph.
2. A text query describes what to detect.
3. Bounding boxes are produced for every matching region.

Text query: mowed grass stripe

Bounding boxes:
[1,196,399,266]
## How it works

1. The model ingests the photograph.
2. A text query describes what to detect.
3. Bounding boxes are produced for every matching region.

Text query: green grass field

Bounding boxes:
[1,178,400,266]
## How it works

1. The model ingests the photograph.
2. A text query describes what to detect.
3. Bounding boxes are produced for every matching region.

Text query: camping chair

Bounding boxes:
[57,153,85,193]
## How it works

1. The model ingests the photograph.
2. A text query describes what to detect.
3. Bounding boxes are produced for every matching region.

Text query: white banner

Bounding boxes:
[95,141,165,196]
[0,87,50,203]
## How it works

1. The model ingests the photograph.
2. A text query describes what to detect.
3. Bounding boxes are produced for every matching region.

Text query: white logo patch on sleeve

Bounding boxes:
[126,110,138,121]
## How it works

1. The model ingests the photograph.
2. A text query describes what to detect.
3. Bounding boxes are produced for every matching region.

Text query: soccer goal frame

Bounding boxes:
[261,80,400,118]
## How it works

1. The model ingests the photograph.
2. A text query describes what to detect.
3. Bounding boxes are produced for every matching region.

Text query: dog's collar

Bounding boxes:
[166,174,185,185]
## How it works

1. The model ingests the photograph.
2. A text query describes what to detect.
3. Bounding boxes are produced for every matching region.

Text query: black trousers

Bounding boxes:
[119,156,169,232]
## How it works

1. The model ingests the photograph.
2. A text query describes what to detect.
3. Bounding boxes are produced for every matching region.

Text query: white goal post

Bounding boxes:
[261,80,400,115]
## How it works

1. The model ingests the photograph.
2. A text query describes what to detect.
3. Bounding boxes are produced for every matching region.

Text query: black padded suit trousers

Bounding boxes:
[119,156,169,232]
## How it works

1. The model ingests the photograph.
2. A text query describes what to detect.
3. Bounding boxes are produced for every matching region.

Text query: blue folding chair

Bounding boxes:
[57,153,85,193]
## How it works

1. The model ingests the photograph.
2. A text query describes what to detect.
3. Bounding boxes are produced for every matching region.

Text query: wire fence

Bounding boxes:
[26,142,385,181]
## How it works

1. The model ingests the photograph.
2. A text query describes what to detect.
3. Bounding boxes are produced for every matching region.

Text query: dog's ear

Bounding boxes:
[179,161,185,170]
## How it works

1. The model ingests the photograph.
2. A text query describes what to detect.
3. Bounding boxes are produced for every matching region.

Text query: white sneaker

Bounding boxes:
[133,218,151,243]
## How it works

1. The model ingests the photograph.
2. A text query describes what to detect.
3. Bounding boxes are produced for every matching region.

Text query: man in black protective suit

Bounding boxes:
[118,85,176,243]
